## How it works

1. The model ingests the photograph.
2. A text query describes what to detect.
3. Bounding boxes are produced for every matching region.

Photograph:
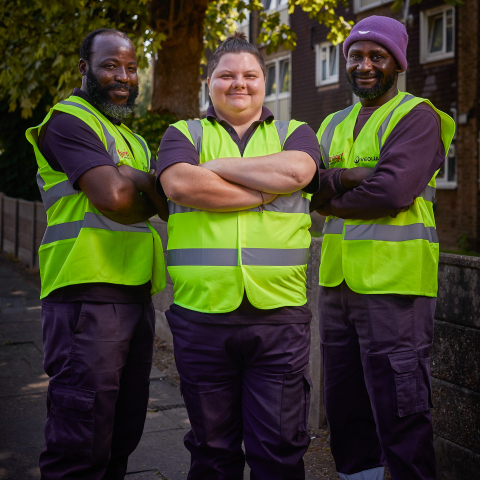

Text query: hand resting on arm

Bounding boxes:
[160,162,277,212]
[199,151,317,194]
[78,165,159,224]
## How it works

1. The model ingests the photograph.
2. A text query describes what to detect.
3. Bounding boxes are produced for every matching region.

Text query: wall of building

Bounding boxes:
[290,6,355,132]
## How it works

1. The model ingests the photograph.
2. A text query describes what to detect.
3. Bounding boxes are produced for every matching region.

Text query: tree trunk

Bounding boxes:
[150,0,210,119]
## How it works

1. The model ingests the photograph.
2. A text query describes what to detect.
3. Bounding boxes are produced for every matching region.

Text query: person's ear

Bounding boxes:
[79,58,88,76]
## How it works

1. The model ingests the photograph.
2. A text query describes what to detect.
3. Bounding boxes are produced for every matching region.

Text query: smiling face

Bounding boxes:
[79,33,139,118]
[346,40,402,106]
[207,53,265,122]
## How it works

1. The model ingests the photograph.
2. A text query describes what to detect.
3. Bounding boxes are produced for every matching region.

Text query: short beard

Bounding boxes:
[86,69,139,119]
[347,72,396,100]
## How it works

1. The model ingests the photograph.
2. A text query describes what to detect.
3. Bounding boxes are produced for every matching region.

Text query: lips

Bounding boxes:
[111,89,129,97]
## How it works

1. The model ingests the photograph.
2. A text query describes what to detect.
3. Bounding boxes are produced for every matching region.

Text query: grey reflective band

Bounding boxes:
[168,248,238,266]
[37,175,80,212]
[377,94,415,150]
[167,247,309,267]
[169,191,310,216]
[58,101,120,164]
[168,201,202,215]
[41,212,150,245]
[274,120,290,148]
[344,223,439,243]
[132,133,150,163]
[419,185,436,203]
[320,105,355,168]
[323,217,345,235]
[245,190,310,214]
[242,248,309,266]
[186,120,203,155]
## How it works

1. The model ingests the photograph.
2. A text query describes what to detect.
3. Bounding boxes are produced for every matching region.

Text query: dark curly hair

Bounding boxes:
[207,31,266,78]
[79,29,130,63]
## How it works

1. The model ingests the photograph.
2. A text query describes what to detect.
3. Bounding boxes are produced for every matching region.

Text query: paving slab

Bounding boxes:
[127,429,190,479]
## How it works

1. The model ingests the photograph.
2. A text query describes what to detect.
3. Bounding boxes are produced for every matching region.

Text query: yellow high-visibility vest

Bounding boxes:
[26,95,166,299]
[317,91,455,296]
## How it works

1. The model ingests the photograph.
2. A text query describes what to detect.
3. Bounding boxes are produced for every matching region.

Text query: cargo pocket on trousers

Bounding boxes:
[281,371,312,443]
[389,350,431,417]
[299,373,313,433]
[46,382,96,456]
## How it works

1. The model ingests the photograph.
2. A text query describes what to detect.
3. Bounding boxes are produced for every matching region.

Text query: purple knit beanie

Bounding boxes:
[343,16,408,71]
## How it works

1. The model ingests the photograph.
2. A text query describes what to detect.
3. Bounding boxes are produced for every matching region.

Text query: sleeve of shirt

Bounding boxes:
[40,112,117,189]
[324,104,445,220]
[155,125,200,198]
[283,124,321,194]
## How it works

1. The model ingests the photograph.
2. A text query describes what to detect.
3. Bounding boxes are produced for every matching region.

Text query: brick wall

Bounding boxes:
[290,5,355,132]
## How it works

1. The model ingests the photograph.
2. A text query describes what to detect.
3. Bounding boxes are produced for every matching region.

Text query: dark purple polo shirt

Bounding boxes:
[157,106,322,324]
[39,88,152,303]
[321,103,445,219]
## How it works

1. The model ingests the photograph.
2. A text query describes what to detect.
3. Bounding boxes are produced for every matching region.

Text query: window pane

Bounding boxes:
[360,0,378,7]
[321,47,327,81]
[446,10,453,53]
[447,144,456,182]
[262,0,272,10]
[329,45,337,77]
[428,15,444,54]
[280,60,290,93]
[265,65,276,96]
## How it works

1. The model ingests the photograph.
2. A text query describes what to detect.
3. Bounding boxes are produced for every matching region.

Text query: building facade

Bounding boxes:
[291,0,480,251]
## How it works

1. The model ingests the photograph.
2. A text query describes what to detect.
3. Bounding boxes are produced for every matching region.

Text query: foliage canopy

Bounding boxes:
[0,0,352,118]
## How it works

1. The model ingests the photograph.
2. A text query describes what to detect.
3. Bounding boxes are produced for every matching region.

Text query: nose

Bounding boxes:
[232,75,245,89]
[356,57,373,73]
[114,67,129,83]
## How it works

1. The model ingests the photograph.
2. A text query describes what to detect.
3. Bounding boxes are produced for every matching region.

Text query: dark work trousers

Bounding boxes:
[319,282,436,480]
[39,300,156,480]
[166,309,313,480]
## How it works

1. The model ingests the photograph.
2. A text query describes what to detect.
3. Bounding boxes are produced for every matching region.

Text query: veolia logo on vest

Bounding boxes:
[354,155,379,164]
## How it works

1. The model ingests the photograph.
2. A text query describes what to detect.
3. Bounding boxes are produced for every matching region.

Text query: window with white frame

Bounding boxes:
[354,0,392,13]
[199,80,210,115]
[316,42,339,86]
[420,5,455,64]
[264,57,291,120]
[436,107,457,188]
[262,0,288,11]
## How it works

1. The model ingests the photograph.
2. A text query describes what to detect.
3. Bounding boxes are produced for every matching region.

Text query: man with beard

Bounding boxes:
[310,16,455,480]
[25,29,167,480]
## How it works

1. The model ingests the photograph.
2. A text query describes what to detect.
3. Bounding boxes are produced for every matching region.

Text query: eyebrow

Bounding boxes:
[216,69,260,74]
[99,58,137,65]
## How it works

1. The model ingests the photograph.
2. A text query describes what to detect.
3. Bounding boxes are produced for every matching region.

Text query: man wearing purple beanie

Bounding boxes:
[311,16,455,480]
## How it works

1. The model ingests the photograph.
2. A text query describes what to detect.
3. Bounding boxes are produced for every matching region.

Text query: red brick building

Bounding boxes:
[290,0,480,251]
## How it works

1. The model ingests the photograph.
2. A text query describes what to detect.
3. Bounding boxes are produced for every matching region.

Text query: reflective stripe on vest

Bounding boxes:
[168,247,309,266]
[320,105,355,168]
[58,101,121,164]
[41,212,151,245]
[344,223,439,243]
[37,174,79,211]
[420,185,436,203]
[377,94,415,150]
[168,190,310,215]
[323,217,345,235]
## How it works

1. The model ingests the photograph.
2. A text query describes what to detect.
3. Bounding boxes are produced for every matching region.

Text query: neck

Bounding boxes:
[214,107,263,138]
[359,86,399,108]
